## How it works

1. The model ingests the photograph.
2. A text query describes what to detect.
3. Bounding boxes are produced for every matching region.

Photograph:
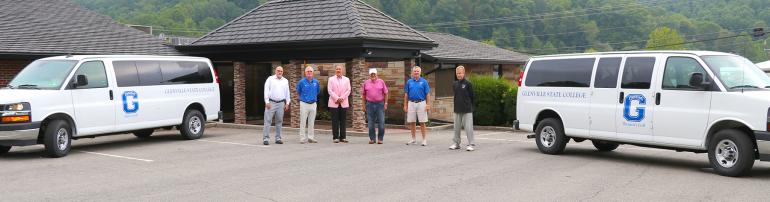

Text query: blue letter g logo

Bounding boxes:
[623,94,646,122]
[122,91,139,114]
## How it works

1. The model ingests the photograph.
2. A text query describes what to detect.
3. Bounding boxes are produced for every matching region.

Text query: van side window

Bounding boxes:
[594,57,622,88]
[525,58,595,87]
[160,61,213,84]
[136,61,163,86]
[113,61,140,87]
[621,57,656,89]
[71,61,108,89]
[662,57,710,90]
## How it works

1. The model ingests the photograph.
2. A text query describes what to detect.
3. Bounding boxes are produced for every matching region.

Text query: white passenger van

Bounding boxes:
[0,55,220,157]
[516,51,770,176]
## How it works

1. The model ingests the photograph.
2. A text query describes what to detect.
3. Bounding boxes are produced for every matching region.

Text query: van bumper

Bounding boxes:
[755,131,770,161]
[0,122,41,146]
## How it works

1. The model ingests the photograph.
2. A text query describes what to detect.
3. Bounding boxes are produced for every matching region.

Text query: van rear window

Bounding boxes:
[113,60,213,87]
[524,58,595,87]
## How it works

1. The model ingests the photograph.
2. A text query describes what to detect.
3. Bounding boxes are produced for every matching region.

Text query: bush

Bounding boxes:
[468,75,516,126]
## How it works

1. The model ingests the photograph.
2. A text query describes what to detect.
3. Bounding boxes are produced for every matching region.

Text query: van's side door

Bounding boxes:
[616,56,659,143]
[589,57,623,139]
[68,60,116,136]
[652,56,714,147]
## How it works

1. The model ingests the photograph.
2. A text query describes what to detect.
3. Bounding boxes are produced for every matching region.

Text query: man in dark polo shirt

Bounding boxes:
[450,66,475,151]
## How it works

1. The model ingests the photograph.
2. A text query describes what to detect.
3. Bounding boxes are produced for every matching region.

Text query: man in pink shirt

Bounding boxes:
[362,68,388,144]
[327,65,351,143]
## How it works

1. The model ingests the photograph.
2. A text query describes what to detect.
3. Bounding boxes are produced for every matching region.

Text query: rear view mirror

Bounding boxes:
[76,75,88,87]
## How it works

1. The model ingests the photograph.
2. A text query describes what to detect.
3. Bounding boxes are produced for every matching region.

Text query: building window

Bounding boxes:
[434,64,455,98]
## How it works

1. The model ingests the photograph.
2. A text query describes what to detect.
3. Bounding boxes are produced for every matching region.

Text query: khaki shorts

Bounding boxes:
[407,101,428,123]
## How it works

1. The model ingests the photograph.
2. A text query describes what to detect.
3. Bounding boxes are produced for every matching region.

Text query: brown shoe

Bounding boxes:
[369,140,375,144]
[377,141,383,144]
[340,139,349,143]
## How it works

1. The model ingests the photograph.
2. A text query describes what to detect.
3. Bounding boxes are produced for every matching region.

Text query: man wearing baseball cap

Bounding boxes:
[362,68,389,144]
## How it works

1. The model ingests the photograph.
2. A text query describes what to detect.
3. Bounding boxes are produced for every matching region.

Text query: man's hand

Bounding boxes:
[266,103,272,109]
[362,105,366,113]
[426,104,431,112]
[337,98,343,103]
[284,104,289,112]
[384,103,388,110]
[403,105,408,112]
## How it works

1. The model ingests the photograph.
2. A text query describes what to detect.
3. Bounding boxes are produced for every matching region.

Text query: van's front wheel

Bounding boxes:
[180,109,205,140]
[0,145,11,154]
[535,118,568,154]
[708,129,755,177]
[43,120,72,158]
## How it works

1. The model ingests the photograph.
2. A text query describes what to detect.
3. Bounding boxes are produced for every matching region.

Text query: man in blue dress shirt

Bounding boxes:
[403,66,431,146]
[296,66,321,144]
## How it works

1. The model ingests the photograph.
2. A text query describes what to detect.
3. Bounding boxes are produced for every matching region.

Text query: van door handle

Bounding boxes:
[656,92,661,105]
[109,90,114,100]
[619,92,624,104]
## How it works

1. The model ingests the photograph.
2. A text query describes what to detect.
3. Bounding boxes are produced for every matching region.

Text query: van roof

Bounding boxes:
[39,55,209,61]
[532,50,735,58]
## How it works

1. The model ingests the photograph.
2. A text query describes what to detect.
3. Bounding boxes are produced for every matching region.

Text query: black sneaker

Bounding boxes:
[263,141,269,145]
[275,140,284,144]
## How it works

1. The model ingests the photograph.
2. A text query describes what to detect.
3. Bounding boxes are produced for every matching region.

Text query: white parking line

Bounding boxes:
[476,131,515,137]
[476,137,663,152]
[77,150,154,162]
[196,139,270,148]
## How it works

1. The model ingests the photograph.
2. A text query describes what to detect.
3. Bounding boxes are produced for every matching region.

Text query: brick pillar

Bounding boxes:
[348,57,367,132]
[233,61,247,124]
[284,60,302,128]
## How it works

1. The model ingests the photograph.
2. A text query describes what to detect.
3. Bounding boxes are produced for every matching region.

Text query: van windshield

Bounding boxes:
[701,55,770,90]
[8,60,78,90]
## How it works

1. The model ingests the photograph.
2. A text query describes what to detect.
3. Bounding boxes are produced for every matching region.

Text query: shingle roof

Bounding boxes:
[421,32,529,64]
[0,0,180,56]
[190,0,434,46]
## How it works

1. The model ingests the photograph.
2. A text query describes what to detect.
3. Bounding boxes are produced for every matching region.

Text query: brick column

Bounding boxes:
[284,60,302,128]
[348,57,367,132]
[233,61,247,124]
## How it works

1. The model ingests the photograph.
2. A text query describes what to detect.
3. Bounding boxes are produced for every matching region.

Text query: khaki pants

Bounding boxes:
[299,102,317,142]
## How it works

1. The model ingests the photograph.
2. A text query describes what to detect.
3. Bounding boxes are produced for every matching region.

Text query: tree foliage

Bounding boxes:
[645,27,685,50]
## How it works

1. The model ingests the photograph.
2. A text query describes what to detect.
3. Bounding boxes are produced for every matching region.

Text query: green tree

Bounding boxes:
[646,27,686,50]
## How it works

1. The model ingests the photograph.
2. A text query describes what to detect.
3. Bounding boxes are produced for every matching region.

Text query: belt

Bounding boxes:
[269,99,286,103]
[301,101,316,104]
[409,100,425,103]
[366,100,384,103]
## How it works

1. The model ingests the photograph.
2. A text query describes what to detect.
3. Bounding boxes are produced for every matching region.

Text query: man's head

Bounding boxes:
[369,68,378,80]
[275,66,284,79]
[304,66,314,79]
[456,66,466,80]
[411,66,422,79]
[335,65,343,77]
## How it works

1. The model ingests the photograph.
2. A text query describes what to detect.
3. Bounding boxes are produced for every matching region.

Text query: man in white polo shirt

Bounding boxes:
[263,66,290,145]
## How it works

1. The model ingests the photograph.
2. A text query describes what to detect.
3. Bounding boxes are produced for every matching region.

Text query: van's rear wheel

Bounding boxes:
[43,120,72,158]
[0,145,11,154]
[133,129,154,138]
[535,118,568,154]
[180,109,204,140]
[708,129,755,177]
[592,140,619,152]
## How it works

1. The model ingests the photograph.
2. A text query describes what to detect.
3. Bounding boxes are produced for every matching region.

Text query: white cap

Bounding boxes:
[369,68,377,74]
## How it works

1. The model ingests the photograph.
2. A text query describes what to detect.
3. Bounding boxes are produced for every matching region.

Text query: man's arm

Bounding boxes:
[264,79,271,108]
[361,83,367,112]
[327,80,338,102]
[403,93,408,112]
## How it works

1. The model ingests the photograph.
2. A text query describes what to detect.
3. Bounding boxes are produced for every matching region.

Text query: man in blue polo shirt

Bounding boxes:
[296,66,321,144]
[403,66,431,146]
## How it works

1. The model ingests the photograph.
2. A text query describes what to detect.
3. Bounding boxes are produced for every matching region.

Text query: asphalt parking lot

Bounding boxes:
[2,127,770,201]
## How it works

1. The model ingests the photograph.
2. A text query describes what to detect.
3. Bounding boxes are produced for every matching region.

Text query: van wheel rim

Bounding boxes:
[715,139,739,168]
[57,128,69,151]
[540,126,556,147]
[189,116,202,134]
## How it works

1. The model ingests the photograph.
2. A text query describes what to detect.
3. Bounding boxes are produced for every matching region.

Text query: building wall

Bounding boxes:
[0,60,30,86]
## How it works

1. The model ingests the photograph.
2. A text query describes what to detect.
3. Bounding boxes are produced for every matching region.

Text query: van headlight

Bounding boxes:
[1,102,31,123]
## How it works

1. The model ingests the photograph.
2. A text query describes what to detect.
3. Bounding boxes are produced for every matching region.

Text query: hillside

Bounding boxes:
[74,0,770,61]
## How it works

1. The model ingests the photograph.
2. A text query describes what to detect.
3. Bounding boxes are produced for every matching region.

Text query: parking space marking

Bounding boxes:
[476,131,516,137]
[77,150,154,162]
[196,139,270,148]
[476,137,663,152]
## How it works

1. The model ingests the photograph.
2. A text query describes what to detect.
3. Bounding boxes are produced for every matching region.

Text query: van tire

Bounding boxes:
[708,129,755,177]
[180,109,205,140]
[535,118,568,154]
[591,140,619,152]
[0,145,11,154]
[133,129,155,138]
[43,120,72,158]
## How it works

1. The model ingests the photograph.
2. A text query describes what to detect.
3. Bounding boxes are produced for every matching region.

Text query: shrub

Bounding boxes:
[468,75,515,126]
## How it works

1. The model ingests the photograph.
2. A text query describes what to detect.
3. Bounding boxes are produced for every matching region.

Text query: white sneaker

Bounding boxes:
[449,144,460,150]
[466,145,475,151]
[421,140,428,146]
[406,140,416,145]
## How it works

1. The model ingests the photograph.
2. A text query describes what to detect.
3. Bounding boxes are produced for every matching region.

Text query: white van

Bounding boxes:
[516,51,770,176]
[0,55,221,157]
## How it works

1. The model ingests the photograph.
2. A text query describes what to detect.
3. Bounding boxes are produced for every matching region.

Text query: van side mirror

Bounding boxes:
[689,73,709,90]
[76,75,88,87]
